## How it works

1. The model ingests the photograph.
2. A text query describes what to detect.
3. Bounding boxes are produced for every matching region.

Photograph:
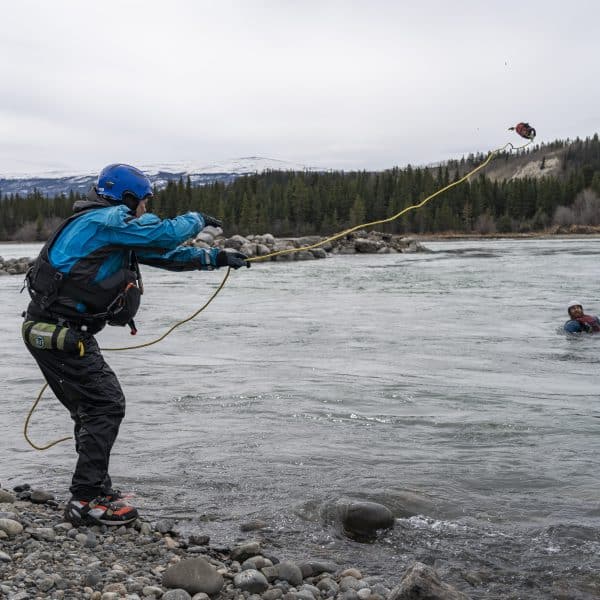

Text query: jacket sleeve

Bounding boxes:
[136,245,220,271]
[100,207,206,251]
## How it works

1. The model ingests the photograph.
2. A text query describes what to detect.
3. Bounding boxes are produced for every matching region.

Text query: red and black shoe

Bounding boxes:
[64,496,138,526]
[103,489,135,503]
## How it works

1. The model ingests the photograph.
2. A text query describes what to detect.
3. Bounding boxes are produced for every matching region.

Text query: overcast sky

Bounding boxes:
[1,0,598,176]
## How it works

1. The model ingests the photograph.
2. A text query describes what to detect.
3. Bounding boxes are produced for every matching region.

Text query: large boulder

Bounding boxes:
[355,239,383,253]
[334,499,394,542]
[224,235,250,250]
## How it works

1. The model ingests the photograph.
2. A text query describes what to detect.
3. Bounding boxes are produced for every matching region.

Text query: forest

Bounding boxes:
[1,135,599,241]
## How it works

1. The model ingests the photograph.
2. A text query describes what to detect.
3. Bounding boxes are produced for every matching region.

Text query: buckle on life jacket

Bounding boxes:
[105,282,141,327]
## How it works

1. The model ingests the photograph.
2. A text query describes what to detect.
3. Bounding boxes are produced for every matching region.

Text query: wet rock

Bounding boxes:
[224,235,249,250]
[262,561,303,586]
[143,585,165,597]
[201,225,223,238]
[339,576,369,592]
[0,517,24,538]
[340,569,363,578]
[84,570,102,587]
[30,489,55,504]
[103,582,128,595]
[241,556,273,570]
[139,521,153,535]
[230,541,261,561]
[309,248,327,259]
[188,533,210,546]
[233,569,270,594]
[162,557,224,595]
[240,519,268,532]
[163,591,192,600]
[0,489,16,503]
[29,526,56,542]
[316,578,339,597]
[155,518,176,534]
[0,510,19,520]
[186,230,429,263]
[355,239,384,253]
[262,589,284,600]
[196,232,216,244]
[389,562,471,600]
[335,499,394,541]
[0,550,11,562]
[297,560,337,578]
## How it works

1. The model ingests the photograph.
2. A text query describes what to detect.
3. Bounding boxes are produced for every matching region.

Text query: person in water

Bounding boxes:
[564,301,600,334]
[22,163,249,526]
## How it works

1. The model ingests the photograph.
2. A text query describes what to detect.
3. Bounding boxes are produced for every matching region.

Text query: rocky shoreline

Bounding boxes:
[0,485,469,600]
[190,228,428,262]
[0,230,428,276]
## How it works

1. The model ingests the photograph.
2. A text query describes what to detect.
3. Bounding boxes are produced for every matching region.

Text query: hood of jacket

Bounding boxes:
[72,187,116,213]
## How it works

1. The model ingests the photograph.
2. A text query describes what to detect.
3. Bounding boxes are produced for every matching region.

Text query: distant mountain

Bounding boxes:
[0,156,321,197]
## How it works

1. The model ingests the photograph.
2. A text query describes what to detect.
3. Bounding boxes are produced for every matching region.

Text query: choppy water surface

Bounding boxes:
[2,238,600,598]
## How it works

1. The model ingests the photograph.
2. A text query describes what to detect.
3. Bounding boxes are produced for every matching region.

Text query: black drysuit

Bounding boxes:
[23,192,218,500]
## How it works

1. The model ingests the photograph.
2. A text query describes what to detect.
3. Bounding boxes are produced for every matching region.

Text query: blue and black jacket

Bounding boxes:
[26,190,219,333]
[564,314,600,334]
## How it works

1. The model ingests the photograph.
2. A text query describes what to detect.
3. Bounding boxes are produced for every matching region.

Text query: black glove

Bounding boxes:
[201,213,223,228]
[216,250,250,269]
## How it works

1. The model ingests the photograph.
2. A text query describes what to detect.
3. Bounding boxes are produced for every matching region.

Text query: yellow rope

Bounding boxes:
[247,140,531,262]
[101,264,232,351]
[24,138,531,449]
[24,269,232,448]
[23,383,71,450]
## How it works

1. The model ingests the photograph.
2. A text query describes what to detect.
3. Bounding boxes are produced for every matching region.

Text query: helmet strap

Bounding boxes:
[122,193,140,212]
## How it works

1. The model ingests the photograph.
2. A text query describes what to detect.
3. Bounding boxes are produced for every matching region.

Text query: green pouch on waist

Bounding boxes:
[22,321,85,356]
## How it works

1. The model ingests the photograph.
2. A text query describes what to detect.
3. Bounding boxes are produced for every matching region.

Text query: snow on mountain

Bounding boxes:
[139,156,317,176]
[0,157,322,197]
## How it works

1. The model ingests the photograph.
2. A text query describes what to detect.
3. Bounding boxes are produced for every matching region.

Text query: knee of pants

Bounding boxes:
[77,411,123,447]
[77,395,126,421]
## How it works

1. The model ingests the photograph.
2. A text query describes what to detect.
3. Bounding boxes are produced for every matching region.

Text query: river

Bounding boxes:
[1,238,600,598]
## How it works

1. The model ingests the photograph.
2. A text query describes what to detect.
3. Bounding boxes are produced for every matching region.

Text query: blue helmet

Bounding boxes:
[96,164,153,205]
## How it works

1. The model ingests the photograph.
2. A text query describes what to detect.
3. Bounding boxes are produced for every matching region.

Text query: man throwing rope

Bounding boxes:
[22,163,249,526]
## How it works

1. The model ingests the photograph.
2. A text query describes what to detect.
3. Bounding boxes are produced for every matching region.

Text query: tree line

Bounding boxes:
[2,134,599,241]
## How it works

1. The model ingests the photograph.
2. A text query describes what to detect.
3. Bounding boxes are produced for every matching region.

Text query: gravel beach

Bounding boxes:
[0,485,468,600]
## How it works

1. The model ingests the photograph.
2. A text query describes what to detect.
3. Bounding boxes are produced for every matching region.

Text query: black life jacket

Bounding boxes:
[25,206,142,333]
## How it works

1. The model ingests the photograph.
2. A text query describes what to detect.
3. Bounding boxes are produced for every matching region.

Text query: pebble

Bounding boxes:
[30,489,55,504]
[233,569,270,594]
[0,517,24,537]
[0,489,16,503]
[0,485,467,600]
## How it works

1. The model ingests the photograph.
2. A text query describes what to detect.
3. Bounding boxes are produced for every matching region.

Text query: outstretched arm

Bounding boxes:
[101,208,206,251]
[137,245,220,271]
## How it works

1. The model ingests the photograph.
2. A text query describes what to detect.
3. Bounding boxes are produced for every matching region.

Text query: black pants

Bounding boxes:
[25,335,126,500]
